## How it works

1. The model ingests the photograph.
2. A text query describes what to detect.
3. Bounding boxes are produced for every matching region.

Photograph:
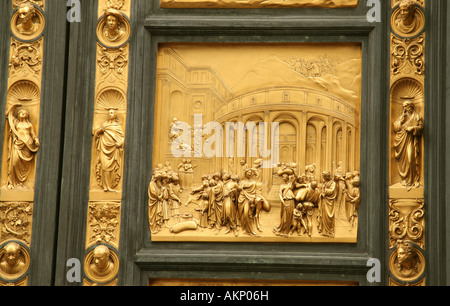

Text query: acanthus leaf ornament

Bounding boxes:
[88,202,120,247]
[97,46,129,82]
[391,34,425,76]
[0,202,33,244]
[9,39,42,77]
[389,199,424,249]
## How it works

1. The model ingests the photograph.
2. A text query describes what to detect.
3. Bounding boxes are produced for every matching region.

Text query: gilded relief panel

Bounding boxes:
[160,0,360,9]
[83,0,131,286]
[0,0,46,286]
[388,0,426,286]
[151,43,362,243]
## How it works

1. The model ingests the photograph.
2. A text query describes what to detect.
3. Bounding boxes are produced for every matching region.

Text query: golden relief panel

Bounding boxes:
[150,43,362,243]
[388,0,426,286]
[160,0,360,9]
[0,1,46,286]
[83,0,131,286]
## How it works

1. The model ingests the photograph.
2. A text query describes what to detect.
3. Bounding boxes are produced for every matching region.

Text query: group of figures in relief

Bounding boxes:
[148,159,271,237]
[148,159,360,238]
[273,162,360,238]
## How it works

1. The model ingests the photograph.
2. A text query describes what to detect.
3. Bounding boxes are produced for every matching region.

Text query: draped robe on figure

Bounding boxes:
[317,180,337,237]
[148,179,163,233]
[95,121,124,189]
[8,119,39,187]
[274,181,295,236]
[237,179,259,235]
[222,180,238,230]
[393,111,423,186]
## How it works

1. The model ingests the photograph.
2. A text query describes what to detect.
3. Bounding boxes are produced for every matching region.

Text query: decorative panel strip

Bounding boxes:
[160,0,360,9]
[83,0,131,286]
[0,0,46,286]
[388,0,426,286]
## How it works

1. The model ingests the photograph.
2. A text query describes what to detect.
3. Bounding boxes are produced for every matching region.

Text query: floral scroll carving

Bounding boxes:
[389,199,424,249]
[87,202,120,248]
[0,202,33,245]
[9,39,42,77]
[97,46,129,82]
[12,0,44,9]
[391,34,425,77]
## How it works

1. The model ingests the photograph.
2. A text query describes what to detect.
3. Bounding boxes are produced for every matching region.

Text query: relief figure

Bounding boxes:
[273,170,296,237]
[89,245,115,280]
[394,0,423,36]
[394,240,422,279]
[6,104,40,189]
[222,174,239,236]
[317,171,337,238]
[343,173,360,227]
[0,242,26,277]
[103,9,126,43]
[237,166,271,236]
[16,3,40,36]
[93,108,124,192]
[393,100,423,189]
[293,180,320,237]
[148,171,164,234]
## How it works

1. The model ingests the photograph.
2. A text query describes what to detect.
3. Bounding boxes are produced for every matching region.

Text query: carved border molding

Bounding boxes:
[160,0,360,9]
[83,0,131,286]
[0,0,46,286]
[388,0,426,286]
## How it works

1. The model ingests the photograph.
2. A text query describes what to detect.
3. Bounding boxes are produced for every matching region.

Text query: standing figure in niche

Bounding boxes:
[6,104,40,189]
[317,171,337,238]
[94,108,125,192]
[393,100,423,189]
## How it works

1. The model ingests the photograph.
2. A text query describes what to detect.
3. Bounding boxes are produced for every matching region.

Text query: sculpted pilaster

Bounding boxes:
[84,0,131,286]
[0,4,46,284]
[389,0,426,286]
